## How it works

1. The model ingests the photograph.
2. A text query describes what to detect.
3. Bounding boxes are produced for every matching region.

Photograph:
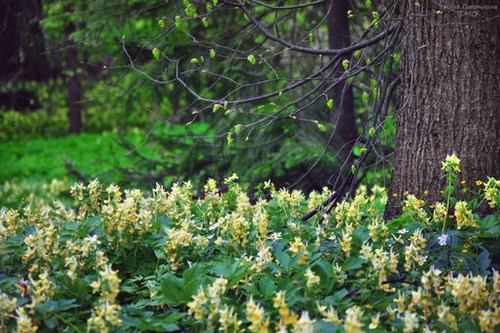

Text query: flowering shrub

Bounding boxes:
[0,157,498,332]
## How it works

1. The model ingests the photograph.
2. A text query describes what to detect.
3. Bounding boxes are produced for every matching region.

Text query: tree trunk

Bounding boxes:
[0,0,49,82]
[66,24,83,134]
[385,0,500,218]
[327,0,356,153]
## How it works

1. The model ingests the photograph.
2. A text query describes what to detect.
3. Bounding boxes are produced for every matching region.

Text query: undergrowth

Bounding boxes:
[0,156,498,332]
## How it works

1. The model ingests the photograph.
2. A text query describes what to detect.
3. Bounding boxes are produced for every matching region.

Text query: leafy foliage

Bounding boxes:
[0,159,498,332]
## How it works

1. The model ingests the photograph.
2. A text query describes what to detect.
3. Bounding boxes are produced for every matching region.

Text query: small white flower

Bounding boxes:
[438,233,448,246]
[398,228,408,234]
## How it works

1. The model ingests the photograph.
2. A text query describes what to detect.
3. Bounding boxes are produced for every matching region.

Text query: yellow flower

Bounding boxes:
[483,177,499,208]
[437,304,457,330]
[402,310,419,333]
[344,306,364,333]
[218,305,241,333]
[273,291,298,326]
[0,292,17,320]
[478,309,496,332]
[368,313,380,329]
[15,307,38,333]
[454,201,477,229]
[441,154,460,173]
[293,311,315,333]
[289,237,306,256]
[247,297,268,333]
[187,288,207,320]
[304,268,320,288]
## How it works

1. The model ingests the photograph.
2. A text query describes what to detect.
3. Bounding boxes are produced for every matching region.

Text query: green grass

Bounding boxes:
[0,131,144,184]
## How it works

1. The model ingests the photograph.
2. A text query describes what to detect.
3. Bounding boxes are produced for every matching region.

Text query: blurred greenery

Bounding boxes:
[0,131,139,183]
[0,0,397,197]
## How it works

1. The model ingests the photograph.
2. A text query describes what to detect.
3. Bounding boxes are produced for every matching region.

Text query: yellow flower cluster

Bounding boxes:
[0,292,17,324]
[187,277,228,327]
[164,226,195,269]
[218,212,250,249]
[404,230,427,271]
[14,307,38,333]
[274,188,305,217]
[253,242,274,272]
[339,223,354,254]
[304,268,320,288]
[402,195,428,223]
[246,297,270,333]
[0,208,21,242]
[441,154,461,173]
[344,305,364,333]
[317,303,342,324]
[273,291,299,329]
[218,305,242,333]
[307,187,331,211]
[432,201,447,223]
[367,218,389,242]
[360,243,398,291]
[64,235,103,279]
[294,311,314,333]
[87,265,122,333]
[389,267,499,333]
[28,271,55,311]
[23,222,60,273]
[455,201,477,229]
[449,273,490,314]
[100,187,153,242]
[483,177,499,208]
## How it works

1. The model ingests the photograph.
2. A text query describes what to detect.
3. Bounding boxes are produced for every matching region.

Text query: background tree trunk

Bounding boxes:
[0,0,49,111]
[66,22,83,134]
[327,0,356,154]
[385,0,500,218]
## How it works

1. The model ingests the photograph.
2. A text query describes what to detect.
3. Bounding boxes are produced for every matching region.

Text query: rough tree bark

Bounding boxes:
[385,0,500,218]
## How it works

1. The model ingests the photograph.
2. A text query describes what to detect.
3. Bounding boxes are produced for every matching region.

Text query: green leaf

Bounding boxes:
[158,19,165,28]
[317,122,327,132]
[342,59,349,71]
[247,54,256,65]
[314,321,342,333]
[209,49,216,58]
[160,276,188,305]
[152,48,161,60]
[476,249,491,275]
[368,126,376,137]
[342,257,366,271]
[259,276,277,299]
[274,249,291,271]
[326,99,334,109]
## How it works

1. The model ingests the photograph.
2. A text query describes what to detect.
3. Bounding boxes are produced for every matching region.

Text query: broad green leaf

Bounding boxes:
[247,54,256,65]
